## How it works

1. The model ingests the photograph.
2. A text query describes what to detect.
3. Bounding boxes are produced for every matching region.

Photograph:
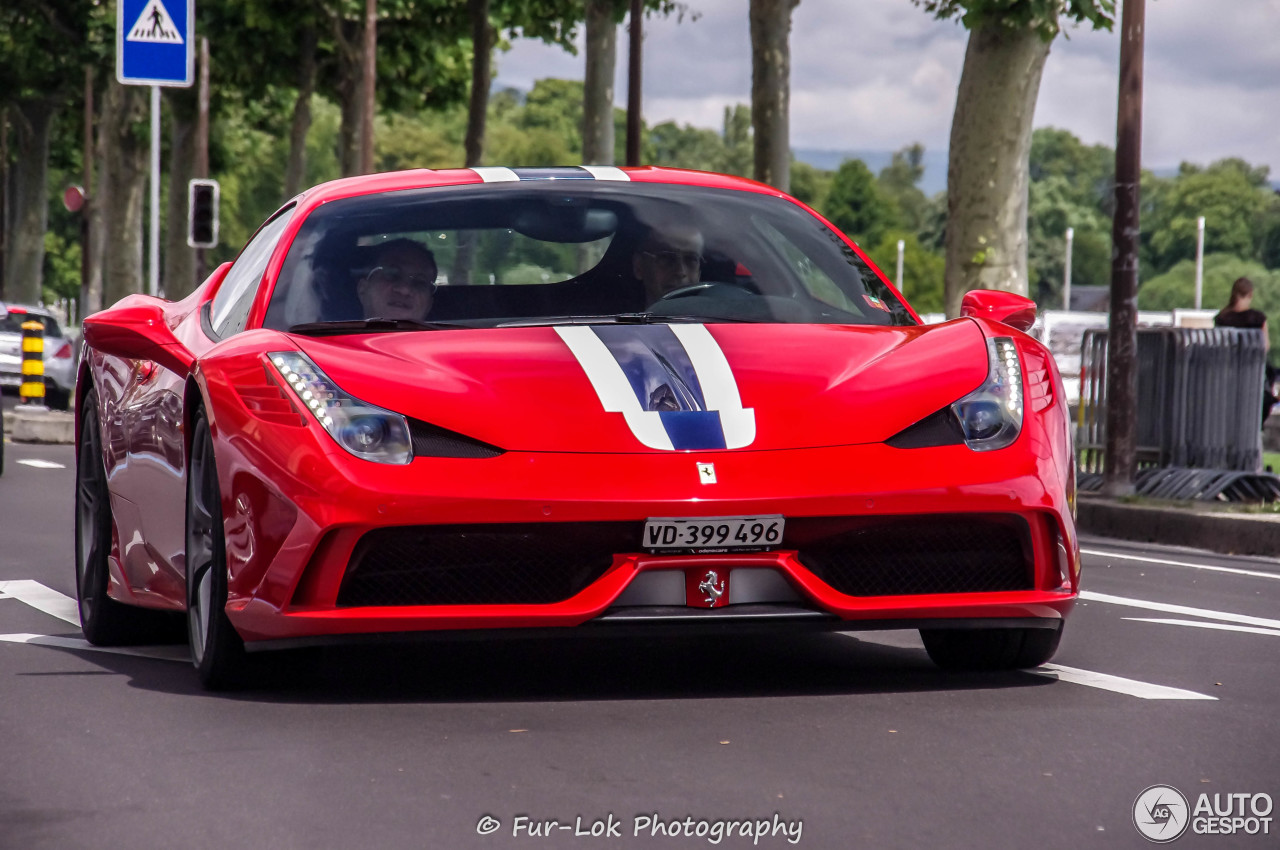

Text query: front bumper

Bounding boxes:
[213,428,1079,645]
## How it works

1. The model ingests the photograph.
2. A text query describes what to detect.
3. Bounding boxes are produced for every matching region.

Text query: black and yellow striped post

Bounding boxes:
[20,320,46,406]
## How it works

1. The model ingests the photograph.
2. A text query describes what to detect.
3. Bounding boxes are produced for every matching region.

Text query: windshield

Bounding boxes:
[262,182,915,331]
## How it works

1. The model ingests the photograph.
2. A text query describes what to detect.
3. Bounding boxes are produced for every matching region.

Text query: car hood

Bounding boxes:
[292,319,989,453]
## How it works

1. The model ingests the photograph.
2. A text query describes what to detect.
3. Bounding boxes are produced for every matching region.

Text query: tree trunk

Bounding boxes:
[5,99,57,305]
[943,23,1051,317]
[100,81,149,309]
[359,0,376,174]
[463,0,494,168]
[164,86,197,300]
[582,0,617,166]
[749,0,798,192]
[284,27,317,197]
[331,13,363,178]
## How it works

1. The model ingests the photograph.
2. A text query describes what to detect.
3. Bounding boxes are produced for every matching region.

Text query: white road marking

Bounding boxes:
[1029,664,1217,700]
[16,458,66,469]
[0,579,81,625]
[1080,590,1280,630]
[1123,618,1280,638]
[1081,548,1280,581]
[0,632,187,662]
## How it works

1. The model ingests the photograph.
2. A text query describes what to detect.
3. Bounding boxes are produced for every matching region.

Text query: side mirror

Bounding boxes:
[960,289,1037,333]
[82,295,195,376]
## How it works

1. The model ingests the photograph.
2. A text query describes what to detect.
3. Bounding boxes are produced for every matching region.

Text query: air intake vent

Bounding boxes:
[789,514,1033,596]
[337,522,641,607]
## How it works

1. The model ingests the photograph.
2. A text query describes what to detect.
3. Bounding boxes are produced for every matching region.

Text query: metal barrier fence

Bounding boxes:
[1078,327,1267,475]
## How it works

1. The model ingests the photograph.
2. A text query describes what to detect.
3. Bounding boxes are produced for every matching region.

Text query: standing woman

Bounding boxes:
[1214,276,1275,423]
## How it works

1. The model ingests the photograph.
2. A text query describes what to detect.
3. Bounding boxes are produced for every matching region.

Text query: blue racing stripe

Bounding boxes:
[512,167,595,181]
[591,325,708,411]
[660,411,727,450]
[590,325,728,450]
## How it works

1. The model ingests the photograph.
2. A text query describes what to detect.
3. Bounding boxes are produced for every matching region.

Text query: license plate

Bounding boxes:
[643,516,785,553]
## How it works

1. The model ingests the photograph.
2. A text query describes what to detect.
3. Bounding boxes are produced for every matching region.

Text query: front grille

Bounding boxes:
[789,514,1033,597]
[337,522,642,607]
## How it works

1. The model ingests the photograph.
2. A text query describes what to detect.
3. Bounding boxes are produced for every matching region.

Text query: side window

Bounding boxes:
[210,208,295,337]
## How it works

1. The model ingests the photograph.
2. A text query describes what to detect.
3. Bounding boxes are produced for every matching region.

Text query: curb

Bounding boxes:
[1077,495,1280,558]
[5,407,75,444]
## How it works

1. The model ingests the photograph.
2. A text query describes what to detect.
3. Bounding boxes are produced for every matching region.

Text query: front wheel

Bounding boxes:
[76,388,160,644]
[186,411,248,689]
[920,624,1063,671]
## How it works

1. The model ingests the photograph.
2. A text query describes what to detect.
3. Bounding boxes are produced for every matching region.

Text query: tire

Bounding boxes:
[186,411,248,690]
[75,389,148,644]
[920,623,1063,671]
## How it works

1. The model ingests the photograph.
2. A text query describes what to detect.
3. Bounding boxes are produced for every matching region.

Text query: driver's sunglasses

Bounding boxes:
[369,265,436,292]
[643,250,701,273]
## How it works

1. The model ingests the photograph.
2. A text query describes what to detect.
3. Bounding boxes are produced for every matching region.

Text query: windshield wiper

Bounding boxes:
[495,313,754,328]
[288,318,470,335]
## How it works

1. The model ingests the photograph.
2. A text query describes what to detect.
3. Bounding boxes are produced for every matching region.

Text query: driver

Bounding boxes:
[356,239,438,321]
[633,224,704,305]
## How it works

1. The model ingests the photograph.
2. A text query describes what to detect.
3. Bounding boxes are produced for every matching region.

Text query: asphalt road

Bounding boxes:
[1,439,1277,849]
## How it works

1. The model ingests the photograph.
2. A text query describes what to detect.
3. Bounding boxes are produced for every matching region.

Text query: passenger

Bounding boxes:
[633,224,704,304]
[357,239,438,321]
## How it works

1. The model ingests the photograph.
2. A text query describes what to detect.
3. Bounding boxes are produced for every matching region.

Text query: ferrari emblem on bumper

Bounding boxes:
[697,462,716,484]
[698,570,725,606]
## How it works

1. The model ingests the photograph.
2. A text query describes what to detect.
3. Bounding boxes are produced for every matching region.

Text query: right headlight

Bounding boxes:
[268,351,413,464]
[951,337,1023,451]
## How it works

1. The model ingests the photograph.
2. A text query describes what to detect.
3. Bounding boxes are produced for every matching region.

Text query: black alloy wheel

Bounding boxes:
[920,623,1064,671]
[186,411,248,689]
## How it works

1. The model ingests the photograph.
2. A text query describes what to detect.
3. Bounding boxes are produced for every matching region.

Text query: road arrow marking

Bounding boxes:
[1081,548,1280,581]
[16,459,66,469]
[0,632,187,662]
[1122,617,1280,638]
[0,580,80,625]
[1029,664,1217,700]
[1080,590,1280,630]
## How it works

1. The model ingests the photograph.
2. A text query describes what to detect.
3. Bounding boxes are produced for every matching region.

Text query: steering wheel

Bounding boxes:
[658,283,722,301]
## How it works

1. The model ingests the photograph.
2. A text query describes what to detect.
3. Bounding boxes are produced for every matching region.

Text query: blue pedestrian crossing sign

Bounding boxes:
[117,0,194,86]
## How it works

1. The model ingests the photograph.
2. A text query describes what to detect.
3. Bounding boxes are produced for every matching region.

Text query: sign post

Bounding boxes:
[117,0,194,297]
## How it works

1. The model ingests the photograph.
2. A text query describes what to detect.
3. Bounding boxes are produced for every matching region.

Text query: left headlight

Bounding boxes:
[951,337,1023,451]
[268,351,413,464]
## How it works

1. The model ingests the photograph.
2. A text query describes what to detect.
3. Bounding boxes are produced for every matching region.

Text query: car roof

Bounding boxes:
[289,166,790,218]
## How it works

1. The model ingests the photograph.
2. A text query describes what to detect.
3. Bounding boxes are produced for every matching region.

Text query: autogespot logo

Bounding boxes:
[1134,785,1191,843]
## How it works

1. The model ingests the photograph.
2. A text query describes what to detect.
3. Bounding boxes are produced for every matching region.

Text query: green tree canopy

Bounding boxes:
[1146,158,1273,272]
[825,158,901,247]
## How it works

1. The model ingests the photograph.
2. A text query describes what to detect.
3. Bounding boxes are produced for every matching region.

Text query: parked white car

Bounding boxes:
[0,303,77,409]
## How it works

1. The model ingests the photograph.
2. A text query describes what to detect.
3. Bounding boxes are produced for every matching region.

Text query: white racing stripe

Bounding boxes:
[1029,664,1217,700]
[0,579,80,625]
[1081,548,1280,581]
[1123,618,1280,638]
[668,324,756,449]
[1080,590,1280,630]
[470,166,520,183]
[579,165,629,181]
[554,325,675,450]
[0,632,187,662]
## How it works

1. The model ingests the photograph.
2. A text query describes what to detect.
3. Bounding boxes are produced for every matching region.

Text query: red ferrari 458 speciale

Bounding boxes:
[75,166,1077,688]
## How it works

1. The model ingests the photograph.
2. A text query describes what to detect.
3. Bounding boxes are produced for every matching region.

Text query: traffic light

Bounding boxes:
[188,179,220,248]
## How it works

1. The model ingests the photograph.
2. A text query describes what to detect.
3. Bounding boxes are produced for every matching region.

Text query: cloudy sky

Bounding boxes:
[493,0,1280,173]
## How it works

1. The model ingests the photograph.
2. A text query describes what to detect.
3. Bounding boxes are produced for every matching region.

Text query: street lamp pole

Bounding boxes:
[1063,226,1074,311]
[1194,216,1205,309]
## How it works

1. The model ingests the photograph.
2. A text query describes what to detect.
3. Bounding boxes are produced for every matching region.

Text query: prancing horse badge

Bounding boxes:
[697,462,716,484]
